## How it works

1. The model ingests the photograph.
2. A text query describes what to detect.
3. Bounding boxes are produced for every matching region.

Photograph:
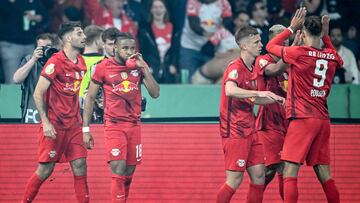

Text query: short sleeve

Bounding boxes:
[221,0,232,18]
[91,63,105,85]
[282,46,300,65]
[186,0,200,16]
[224,62,241,86]
[40,57,58,82]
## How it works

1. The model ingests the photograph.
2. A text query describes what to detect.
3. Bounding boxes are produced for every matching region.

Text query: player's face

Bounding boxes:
[69,27,86,49]
[103,39,116,57]
[114,39,136,62]
[243,34,262,57]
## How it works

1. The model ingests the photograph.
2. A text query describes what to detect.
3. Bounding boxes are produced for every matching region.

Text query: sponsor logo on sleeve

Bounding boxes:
[259,59,268,68]
[228,69,238,79]
[45,64,55,75]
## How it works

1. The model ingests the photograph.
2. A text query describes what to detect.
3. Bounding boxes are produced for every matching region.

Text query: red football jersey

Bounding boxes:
[283,46,343,119]
[255,54,288,133]
[92,57,143,124]
[41,51,86,128]
[219,58,257,138]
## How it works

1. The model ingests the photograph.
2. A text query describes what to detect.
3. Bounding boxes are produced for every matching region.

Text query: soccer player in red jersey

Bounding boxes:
[266,8,343,203]
[254,24,290,200]
[217,25,285,203]
[82,32,160,203]
[21,22,89,203]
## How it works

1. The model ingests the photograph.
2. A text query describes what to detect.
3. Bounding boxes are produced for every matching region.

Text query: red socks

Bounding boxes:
[278,174,284,200]
[322,179,340,203]
[112,174,126,203]
[21,173,44,203]
[216,183,236,203]
[284,177,298,203]
[124,175,133,199]
[74,175,90,203]
[246,183,264,203]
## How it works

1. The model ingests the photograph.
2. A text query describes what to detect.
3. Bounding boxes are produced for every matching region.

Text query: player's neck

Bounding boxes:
[240,52,255,70]
[307,37,321,49]
[63,45,80,63]
[114,55,126,66]
[83,44,100,55]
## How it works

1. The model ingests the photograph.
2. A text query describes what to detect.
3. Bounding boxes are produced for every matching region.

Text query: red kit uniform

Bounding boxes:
[39,51,87,163]
[219,58,264,171]
[255,54,288,166]
[267,29,343,165]
[92,57,144,165]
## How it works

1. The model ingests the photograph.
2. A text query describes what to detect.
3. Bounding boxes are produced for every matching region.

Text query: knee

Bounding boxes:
[36,163,55,180]
[110,160,127,175]
[252,170,265,184]
[71,158,87,176]
[314,165,332,183]
[226,173,243,190]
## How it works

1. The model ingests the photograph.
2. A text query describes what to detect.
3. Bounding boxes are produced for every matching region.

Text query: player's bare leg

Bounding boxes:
[22,162,55,203]
[70,158,89,203]
[264,163,284,200]
[216,170,244,203]
[110,160,137,202]
[246,164,265,203]
[314,164,340,203]
[283,161,300,203]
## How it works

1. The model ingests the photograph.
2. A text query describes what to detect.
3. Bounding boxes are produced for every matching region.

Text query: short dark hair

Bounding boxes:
[304,16,322,37]
[235,25,259,45]
[84,25,104,45]
[36,33,55,45]
[101,27,121,42]
[58,21,82,39]
[114,32,135,44]
[249,0,264,14]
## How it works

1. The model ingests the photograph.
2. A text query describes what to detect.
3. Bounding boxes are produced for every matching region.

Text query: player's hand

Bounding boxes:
[129,52,151,73]
[258,91,284,103]
[31,46,44,61]
[290,7,307,31]
[292,30,302,46]
[43,121,56,139]
[321,15,330,37]
[83,132,94,149]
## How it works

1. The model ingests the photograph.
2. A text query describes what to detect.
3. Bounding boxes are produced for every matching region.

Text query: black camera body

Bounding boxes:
[39,46,58,65]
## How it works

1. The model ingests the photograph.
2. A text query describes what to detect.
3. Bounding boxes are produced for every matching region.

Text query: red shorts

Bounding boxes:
[281,118,330,166]
[38,124,87,163]
[258,130,285,167]
[222,133,265,172]
[104,122,142,165]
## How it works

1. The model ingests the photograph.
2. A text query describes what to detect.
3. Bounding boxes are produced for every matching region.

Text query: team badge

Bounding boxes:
[48,150,56,158]
[111,148,120,157]
[259,59,268,68]
[121,72,128,80]
[130,70,139,77]
[228,69,238,79]
[237,159,245,167]
[45,64,55,75]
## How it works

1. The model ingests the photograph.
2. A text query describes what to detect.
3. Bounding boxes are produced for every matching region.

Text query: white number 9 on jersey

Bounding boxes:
[313,59,328,87]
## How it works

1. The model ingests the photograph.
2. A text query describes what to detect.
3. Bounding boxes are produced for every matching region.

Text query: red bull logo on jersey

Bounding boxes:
[64,80,81,92]
[112,80,139,93]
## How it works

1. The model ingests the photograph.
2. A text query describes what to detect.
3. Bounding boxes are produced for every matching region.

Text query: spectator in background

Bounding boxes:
[138,0,180,83]
[123,0,147,25]
[0,0,48,84]
[79,25,105,115]
[102,27,122,58]
[232,10,250,33]
[330,27,359,84]
[84,0,138,39]
[179,0,233,83]
[343,26,360,68]
[46,0,84,33]
[13,33,58,123]
[249,0,270,54]
[303,0,322,16]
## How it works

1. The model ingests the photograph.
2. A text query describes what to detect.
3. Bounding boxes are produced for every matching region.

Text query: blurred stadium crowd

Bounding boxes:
[0,0,359,85]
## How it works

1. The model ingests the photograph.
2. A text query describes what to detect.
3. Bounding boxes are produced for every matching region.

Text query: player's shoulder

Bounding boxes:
[256,54,274,67]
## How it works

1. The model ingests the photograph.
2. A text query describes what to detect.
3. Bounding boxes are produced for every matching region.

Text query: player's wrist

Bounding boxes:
[82,126,90,133]
[287,27,294,34]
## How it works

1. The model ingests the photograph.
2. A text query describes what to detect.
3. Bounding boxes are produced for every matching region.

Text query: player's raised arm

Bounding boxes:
[34,76,56,139]
[321,15,336,50]
[266,7,307,57]
[132,53,160,99]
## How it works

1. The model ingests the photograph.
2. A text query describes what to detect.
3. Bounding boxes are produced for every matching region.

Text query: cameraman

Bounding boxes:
[13,33,59,123]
